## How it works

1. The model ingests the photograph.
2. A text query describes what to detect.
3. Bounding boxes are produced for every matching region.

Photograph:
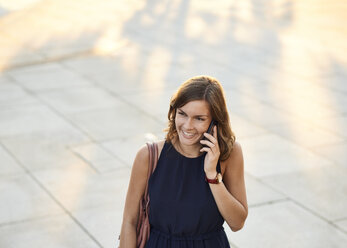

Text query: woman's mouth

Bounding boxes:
[182,130,196,139]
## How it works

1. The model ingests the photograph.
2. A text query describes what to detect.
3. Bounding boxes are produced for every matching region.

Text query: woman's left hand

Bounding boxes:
[200,125,220,177]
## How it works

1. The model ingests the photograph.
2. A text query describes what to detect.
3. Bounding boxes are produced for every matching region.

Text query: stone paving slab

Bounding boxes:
[315,116,347,139]
[231,102,297,128]
[262,164,347,221]
[100,133,165,167]
[225,201,347,248]
[121,89,176,123]
[65,104,163,141]
[1,130,90,171]
[239,133,334,177]
[36,86,124,114]
[311,142,347,168]
[70,142,116,163]
[72,203,123,248]
[0,104,84,137]
[0,213,100,248]
[6,63,93,91]
[237,80,345,121]
[267,121,345,149]
[32,166,130,212]
[335,219,347,233]
[0,76,40,107]
[244,174,286,207]
[229,114,269,139]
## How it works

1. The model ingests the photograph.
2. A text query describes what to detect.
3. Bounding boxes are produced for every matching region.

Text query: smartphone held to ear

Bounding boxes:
[201,120,217,148]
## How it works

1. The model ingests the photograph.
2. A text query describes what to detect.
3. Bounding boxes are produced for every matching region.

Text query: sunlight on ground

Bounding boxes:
[0,0,41,11]
[142,46,171,90]
[0,0,346,147]
[0,0,146,71]
[273,0,346,146]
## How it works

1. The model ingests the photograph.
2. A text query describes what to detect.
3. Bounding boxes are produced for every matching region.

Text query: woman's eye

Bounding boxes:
[178,112,185,116]
[197,118,205,121]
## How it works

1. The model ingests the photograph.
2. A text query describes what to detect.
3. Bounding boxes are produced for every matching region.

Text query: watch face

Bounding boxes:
[217,173,222,183]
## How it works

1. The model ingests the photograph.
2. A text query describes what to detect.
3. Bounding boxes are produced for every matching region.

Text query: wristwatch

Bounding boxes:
[205,172,222,184]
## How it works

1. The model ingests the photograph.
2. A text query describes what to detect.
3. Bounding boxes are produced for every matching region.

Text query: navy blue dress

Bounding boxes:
[145,141,230,248]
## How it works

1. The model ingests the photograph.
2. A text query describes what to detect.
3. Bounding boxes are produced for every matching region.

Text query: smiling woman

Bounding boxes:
[119,75,248,248]
[166,76,236,161]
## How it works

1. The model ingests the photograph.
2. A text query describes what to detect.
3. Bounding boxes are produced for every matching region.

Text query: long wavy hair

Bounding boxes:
[164,75,236,161]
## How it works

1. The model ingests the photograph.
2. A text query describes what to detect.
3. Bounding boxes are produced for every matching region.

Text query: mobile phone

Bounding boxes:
[201,120,217,148]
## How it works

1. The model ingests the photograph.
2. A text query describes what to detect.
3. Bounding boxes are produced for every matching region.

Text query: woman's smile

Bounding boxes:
[182,130,197,138]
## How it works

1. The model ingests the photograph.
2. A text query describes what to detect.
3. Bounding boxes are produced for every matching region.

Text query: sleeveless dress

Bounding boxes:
[145,141,230,248]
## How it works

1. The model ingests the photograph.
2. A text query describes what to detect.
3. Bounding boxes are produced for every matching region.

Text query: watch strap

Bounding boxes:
[205,172,221,184]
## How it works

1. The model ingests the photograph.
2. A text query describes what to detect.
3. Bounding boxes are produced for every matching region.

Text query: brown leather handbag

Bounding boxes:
[136,142,158,248]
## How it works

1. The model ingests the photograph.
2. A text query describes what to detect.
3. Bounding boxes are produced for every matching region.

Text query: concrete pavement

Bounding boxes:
[0,0,347,247]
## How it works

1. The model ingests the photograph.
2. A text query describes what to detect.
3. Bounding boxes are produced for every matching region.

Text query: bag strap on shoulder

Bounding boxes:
[143,142,158,198]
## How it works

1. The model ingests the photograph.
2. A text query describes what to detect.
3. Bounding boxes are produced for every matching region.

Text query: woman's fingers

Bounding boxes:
[213,125,218,139]
[202,132,217,143]
[200,139,215,148]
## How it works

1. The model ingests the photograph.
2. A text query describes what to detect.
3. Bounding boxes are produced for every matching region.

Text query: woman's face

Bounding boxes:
[175,100,212,146]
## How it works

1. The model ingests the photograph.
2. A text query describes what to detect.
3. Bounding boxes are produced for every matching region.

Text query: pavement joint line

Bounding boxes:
[333,216,347,223]
[1,49,96,72]
[0,142,104,248]
[67,139,127,169]
[32,39,133,75]
[70,150,101,174]
[248,198,290,208]
[69,143,131,172]
[99,143,132,168]
[243,171,288,197]
[100,84,167,125]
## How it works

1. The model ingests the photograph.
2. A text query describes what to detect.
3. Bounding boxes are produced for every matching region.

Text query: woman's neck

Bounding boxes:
[172,137,203,158]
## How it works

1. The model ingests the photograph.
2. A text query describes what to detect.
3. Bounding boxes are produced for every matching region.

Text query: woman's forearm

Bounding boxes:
[209,182,248,231]
[119,221,137,248]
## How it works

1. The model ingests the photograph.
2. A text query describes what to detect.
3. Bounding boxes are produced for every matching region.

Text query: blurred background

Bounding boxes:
[0,0,346,247]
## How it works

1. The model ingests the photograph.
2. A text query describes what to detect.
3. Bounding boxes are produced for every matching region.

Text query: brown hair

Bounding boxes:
[164,75,236,161]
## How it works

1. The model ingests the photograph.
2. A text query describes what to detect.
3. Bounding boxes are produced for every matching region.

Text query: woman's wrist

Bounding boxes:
[205,170,218,179]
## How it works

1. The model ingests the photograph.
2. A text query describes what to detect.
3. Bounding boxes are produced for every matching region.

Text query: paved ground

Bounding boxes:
[0,0,347,247]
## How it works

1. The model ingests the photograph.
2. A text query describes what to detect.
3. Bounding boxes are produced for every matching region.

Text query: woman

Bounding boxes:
[119,76,248,247]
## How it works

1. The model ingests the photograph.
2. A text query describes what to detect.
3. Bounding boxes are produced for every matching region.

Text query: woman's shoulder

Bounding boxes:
[136,139,166,159]
[156,139,166,152]
[231,141,242,155]
[154,139,166,159]
[221,141,243,173]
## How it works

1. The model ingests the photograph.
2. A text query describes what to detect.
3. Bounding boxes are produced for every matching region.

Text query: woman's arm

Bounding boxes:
[206,142,248,232]
[201,126,248,232]
[119,145,150,247]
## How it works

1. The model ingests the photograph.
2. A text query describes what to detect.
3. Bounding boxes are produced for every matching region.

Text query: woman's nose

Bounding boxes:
[183,118,194,129]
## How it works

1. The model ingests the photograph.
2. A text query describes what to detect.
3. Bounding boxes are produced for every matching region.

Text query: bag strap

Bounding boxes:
[143,142,158,198]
